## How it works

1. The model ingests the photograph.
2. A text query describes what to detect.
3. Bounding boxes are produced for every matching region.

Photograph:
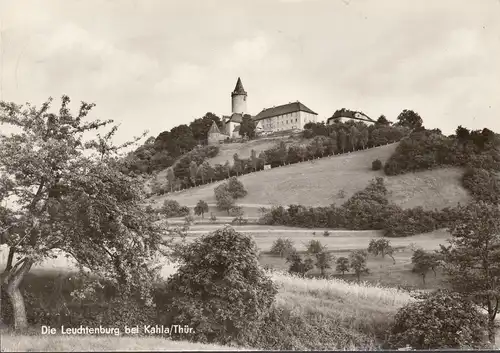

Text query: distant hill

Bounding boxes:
[150,143,471,211]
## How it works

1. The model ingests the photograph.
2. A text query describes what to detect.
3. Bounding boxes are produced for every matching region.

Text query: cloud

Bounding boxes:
[154,63,208,93]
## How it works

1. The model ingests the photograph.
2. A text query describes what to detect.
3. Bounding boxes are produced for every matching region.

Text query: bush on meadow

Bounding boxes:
[386,291,487,350]
[161,199,190,218]
[160,226,277,345]
[383,206,439,237]
[372,159,383,171]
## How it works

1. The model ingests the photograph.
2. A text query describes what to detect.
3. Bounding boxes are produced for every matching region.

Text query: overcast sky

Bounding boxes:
[0,0,499,144]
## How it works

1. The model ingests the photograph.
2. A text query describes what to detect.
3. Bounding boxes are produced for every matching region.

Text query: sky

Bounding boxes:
[0,0,499,145]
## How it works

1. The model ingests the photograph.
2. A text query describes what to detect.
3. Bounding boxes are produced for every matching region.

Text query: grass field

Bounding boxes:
[155,143,470,210]
[0,334,241,352]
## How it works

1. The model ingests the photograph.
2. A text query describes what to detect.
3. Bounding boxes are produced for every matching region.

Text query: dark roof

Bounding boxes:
[207,120,221,134]
[224,113,244,124]
[254,102,317,121]
[232,77,247,95]
[329,109,375,122]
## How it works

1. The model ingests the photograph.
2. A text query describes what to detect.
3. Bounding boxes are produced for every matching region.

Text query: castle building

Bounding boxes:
[208,77,318,144]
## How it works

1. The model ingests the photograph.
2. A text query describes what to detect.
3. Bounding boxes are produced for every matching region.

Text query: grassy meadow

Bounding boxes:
[153,143,470,210]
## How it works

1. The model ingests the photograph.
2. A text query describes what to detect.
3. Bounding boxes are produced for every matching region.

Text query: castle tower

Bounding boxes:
[231,77,247,115]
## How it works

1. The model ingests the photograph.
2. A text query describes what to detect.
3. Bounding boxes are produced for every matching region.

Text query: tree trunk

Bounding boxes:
[421,273,426,285]
[4,259,33,330]
[488,317,496,344]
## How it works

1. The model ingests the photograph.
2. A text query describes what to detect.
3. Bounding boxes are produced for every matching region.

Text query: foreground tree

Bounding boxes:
[387,291,487,350]
[315,251,334,277]
[440,201,500,344]
[0,96,169,329]
[163,226,277,344]
[395,109,423,130]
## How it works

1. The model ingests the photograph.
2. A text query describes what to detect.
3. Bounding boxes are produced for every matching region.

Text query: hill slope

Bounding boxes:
[151,143,471,210]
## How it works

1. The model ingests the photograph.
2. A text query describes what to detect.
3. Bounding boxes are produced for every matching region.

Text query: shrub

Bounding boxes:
[335,257,350,275]
[161,199,190,218]
[305,240,325,255]
[286,252,314,277]
[323,230,330,237]
[270,238,296,258]
[371,159,383,171]
[161,226,277,345]
[386,291,487,350]
[225,176,247,199]
[461,167,500,204]
[349,250,369,282]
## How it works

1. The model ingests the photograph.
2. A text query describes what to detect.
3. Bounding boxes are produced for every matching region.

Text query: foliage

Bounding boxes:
[160,226,278,345]
[224,177,247,199]
[384,127,500,176]
[305,240,325,255]
[161,199,190,218]
[0,95,169,329]
[394,109,423,130]
[193,200,209,219]
[269,238,296,258]
[286,252,314,277]
[411,249,440,285]
[315,251,334,276]
[461,167,500,204]
[371,159,382,171]
[386,291,487,350]
[239,115,257,139]
[439,201,500,344]
[367,239,393,258]
[214,186,235,214]
[349,250,369,282]
[335,257,350,275]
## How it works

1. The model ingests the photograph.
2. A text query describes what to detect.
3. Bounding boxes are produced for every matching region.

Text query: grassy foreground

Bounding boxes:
[0,257,414,351]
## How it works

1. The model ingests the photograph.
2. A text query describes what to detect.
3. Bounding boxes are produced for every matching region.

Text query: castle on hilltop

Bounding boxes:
[207,77,318,145]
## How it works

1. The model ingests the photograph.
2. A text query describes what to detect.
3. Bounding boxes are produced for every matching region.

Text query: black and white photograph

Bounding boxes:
[0,0,499,351]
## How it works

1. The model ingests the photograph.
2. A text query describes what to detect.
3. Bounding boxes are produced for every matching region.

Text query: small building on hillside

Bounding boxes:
[326,109,376,125]
[207,120,227,145]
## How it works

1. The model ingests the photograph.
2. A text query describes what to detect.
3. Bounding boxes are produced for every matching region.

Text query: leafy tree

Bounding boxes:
[233,153,242,176]
[286,252,314,277]
[206,163,215,183]
[296,145,308,162]
[257,152,267,169]
[239,115,257,139]
[229,206,246,225]
[214,186,235,215]
[166,166,176,192]
[223,160,231,178]
[455,125,470,152]
[269,238,295,258]
[162,226,277,344]
[189,161,198,186]
[277,141,288,165]
[189,112,222,142]
[335,257,350,275]
[349,250,369,282]
[0,95,168,329]
[375,115,391,126]
[359,128,369,149]
[367,238,393,258]
[169,124,197,153]
[315,251,334,277]
[387,291,487,350]
[349,126,360,151]
[411,249,440,285]
[250,149,258,171]
[225,177,247,199]
[439,201,500,343]
[305,240,325,255]
[161,199,190,218]
[338,129,347,153]
[194,200,209,219]
[395,109,423,130]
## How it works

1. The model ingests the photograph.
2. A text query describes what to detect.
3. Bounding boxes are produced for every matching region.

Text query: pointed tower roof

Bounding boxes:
[232,77,247,95]
[208,120,221,134]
